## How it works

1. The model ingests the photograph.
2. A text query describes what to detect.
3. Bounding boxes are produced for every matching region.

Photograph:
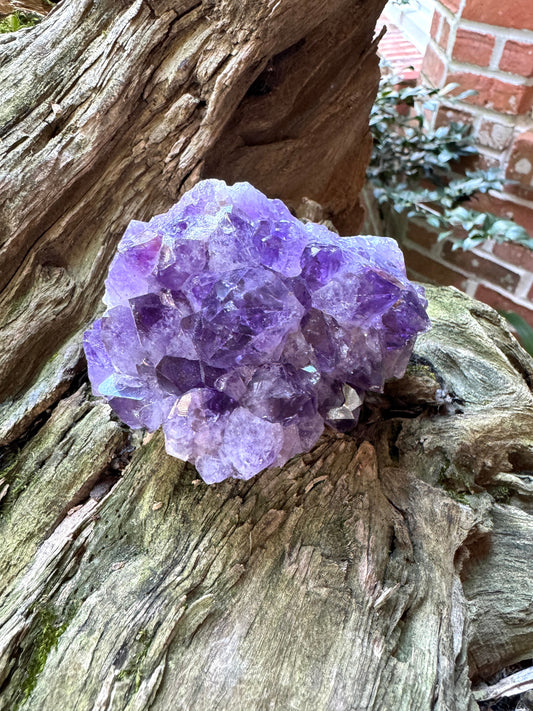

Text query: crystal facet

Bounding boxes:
[84,179,430,483]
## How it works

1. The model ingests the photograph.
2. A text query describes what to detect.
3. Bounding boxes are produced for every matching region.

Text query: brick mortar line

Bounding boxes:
[427,39,533,87]
[411,267,531,314]
[405,238,533,307]
[431,11,442,47]
[475,278,533,308]
[512,271,533,299]
[479,239,495,254]
[490,188,533,211]
[518,271,533,299]
[434,3,533,42]
[443,103,532,169]
[463,277,479,296]
[403,236,476,279]
[447,59,533,87]
[489,36,506,72]
[467,243,533,279]
[403,235,527,296]
[421,38,533,91]
[475,143,508,159]
[454,18,533,43]
[439,100,533,129]
[448,0,469,60]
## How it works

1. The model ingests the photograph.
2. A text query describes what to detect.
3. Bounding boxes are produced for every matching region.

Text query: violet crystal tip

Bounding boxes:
[84,179,430,484]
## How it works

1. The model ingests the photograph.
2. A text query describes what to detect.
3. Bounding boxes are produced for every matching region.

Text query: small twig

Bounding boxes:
[416,202,441,216]
[473,666,533,702]
[493,472,533,497]
[304,475,327,494]
[0,478,8,503]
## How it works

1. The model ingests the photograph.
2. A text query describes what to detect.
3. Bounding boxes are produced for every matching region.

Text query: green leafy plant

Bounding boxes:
[0,11,41,33]
[367,63,533,251]
[499,311,533,357]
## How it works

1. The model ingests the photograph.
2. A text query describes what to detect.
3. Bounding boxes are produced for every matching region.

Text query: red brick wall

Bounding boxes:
[401,221,533,327]
[416,0,533,325]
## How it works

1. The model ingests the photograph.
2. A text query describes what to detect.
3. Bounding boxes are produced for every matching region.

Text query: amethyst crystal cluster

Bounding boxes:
[84,179,430,483]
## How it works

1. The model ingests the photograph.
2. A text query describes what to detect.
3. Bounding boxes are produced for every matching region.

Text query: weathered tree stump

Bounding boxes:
[1,1,533,710]
[1,286,533,710]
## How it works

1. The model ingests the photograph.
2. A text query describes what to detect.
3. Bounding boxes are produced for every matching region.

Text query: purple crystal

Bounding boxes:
[84,179,430,483]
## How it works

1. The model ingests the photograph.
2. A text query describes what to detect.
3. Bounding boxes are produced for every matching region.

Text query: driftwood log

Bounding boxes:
[1,1,533,710]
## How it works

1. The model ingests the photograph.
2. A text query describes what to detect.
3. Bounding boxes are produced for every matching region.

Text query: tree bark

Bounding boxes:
[1,285,533,711]
[0,0,382,402]
[1,2,533,710]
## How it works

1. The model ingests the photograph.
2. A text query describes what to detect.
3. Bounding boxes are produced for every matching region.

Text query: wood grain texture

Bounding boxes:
[0,0,383,401]
[1,286,532,710]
